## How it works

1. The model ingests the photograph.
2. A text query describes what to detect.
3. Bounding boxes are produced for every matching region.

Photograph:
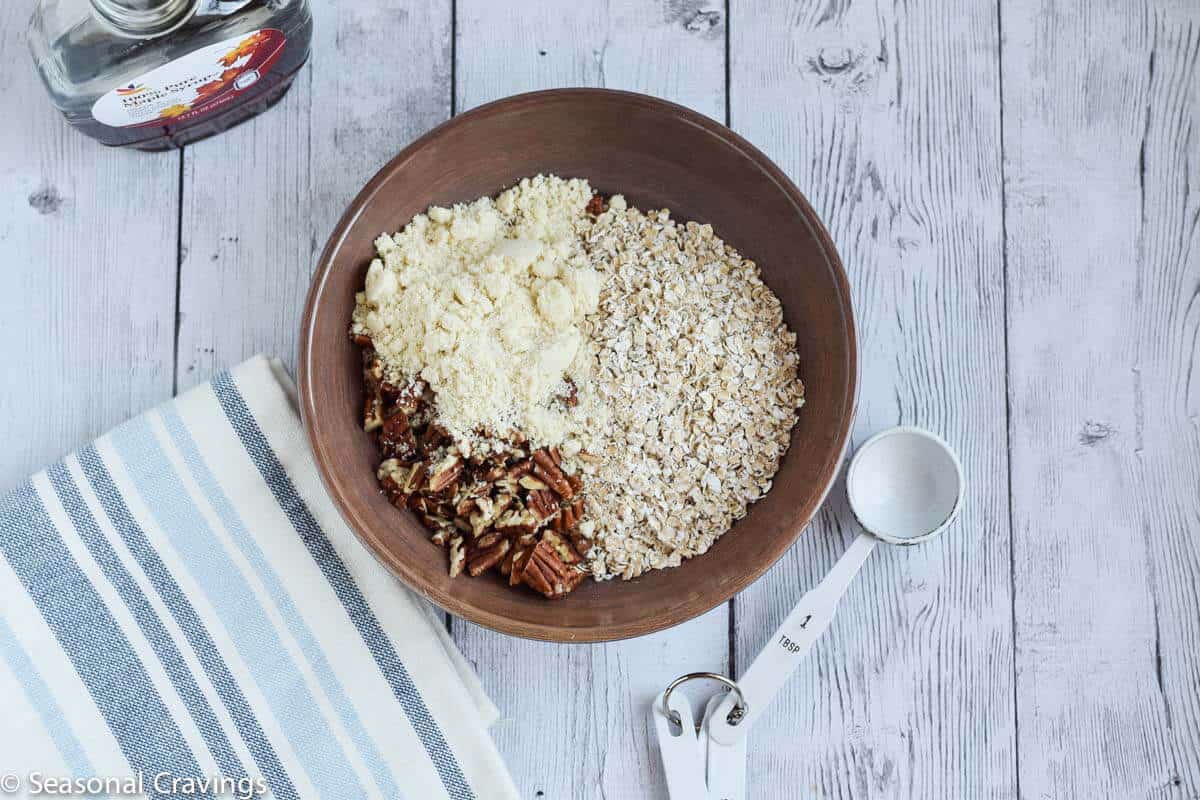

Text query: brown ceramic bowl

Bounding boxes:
[299,89,856,642]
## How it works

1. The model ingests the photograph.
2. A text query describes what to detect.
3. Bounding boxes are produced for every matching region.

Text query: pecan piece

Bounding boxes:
[563,496,585,528]
[377,459,407,499]
[448,536,465,577]
[527,489,559,522]
[422,423,453,454]
[401,461,428,494]
[508,547,529,585]
[585,193,607,216]
[532,449,574,498]
[418,512,448,533]
[518,475,550,491]
[475,531,502,550]
[362,355,386,432]
[469,493,513,537]
[567,531,593,556]
[496,508,539,536]
[379,411,419,462]
[467,538,511,577]
[427,455,463,493]
[506,460,533,480]
[541,530,582,565]
[363,395,384,433]
[383,378,426,417]
[518,539,584,598]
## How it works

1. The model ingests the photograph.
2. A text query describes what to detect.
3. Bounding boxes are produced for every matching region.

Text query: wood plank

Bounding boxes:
[730,1,1015,797]
[1001,0,1200,795]
[176,0,452,389]
[453,2,729,797]
[456,0,725,119]
[0,0,178,490]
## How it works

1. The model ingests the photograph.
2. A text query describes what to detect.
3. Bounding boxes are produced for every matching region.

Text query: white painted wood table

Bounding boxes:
[3,0,1199,797]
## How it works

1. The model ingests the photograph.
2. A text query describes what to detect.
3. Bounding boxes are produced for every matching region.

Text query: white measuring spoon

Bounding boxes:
[707,426,964,745]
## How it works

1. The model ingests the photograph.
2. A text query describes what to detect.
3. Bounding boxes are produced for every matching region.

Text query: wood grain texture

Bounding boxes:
[176,0,452,390]
[453,2,728,797]
[731,1,1015,797]
[455,0,725,119]
[0,0,177,492]
[1002,0,1200,796]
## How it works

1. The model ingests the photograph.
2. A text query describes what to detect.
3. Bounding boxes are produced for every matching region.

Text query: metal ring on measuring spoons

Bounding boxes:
[661,672,748,732]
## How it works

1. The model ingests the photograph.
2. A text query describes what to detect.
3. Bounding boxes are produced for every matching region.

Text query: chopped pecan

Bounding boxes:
[585,193,607,216]
[362,354,386,432]
[352,334,374,349]
[380,411,419,462]
[448,536,465,577]
[518,538,585,598]
[377,459,406,498]
[532,449,574,498]
[384,379,426,416]
[567,531,593,556]
[418,511,448,532]
[467,538,510,576]
[506,460,533,480]
[422,423,453,454]
[564,496,584,527]
[496,508,539,536]
[475,531,502,550]
[527,489,559,521]
[427,455,463,493]
[541,530,582,565]
[469,493,513,536]
[363,395,384,432]
[509,547,529,586]
[401,462,428,494]
[358,341,596,599]
[518,475,550,491]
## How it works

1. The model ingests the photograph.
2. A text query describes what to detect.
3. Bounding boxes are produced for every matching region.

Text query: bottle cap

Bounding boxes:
[90,0,198,37]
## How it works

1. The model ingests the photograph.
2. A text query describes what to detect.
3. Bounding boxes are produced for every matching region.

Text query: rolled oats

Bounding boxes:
[578,204,805,580]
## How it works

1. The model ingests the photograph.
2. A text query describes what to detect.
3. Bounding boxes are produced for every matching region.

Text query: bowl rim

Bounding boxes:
[299,88,858,642]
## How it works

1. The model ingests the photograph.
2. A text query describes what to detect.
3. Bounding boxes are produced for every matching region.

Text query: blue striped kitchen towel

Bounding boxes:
[0,355,520,800]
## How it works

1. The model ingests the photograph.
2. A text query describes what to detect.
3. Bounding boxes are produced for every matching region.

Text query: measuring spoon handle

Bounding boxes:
[707,532,878,744]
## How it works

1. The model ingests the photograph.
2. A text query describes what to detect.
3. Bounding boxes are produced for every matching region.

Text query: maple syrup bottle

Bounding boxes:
[29,0,312,150]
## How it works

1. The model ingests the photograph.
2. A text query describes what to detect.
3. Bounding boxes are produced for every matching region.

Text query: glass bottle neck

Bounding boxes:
[89,0,199,37]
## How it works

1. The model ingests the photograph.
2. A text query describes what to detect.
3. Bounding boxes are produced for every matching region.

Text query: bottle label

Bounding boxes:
[91,28,287,129]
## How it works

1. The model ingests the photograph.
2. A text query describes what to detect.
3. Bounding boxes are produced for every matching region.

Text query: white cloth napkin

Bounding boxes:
[0,355,519,800]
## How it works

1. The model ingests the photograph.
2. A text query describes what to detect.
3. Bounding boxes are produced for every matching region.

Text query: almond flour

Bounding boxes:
[351,175,606,451]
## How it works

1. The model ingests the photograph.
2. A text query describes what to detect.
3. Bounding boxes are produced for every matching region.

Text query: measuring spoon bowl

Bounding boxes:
[845,426,964,546]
